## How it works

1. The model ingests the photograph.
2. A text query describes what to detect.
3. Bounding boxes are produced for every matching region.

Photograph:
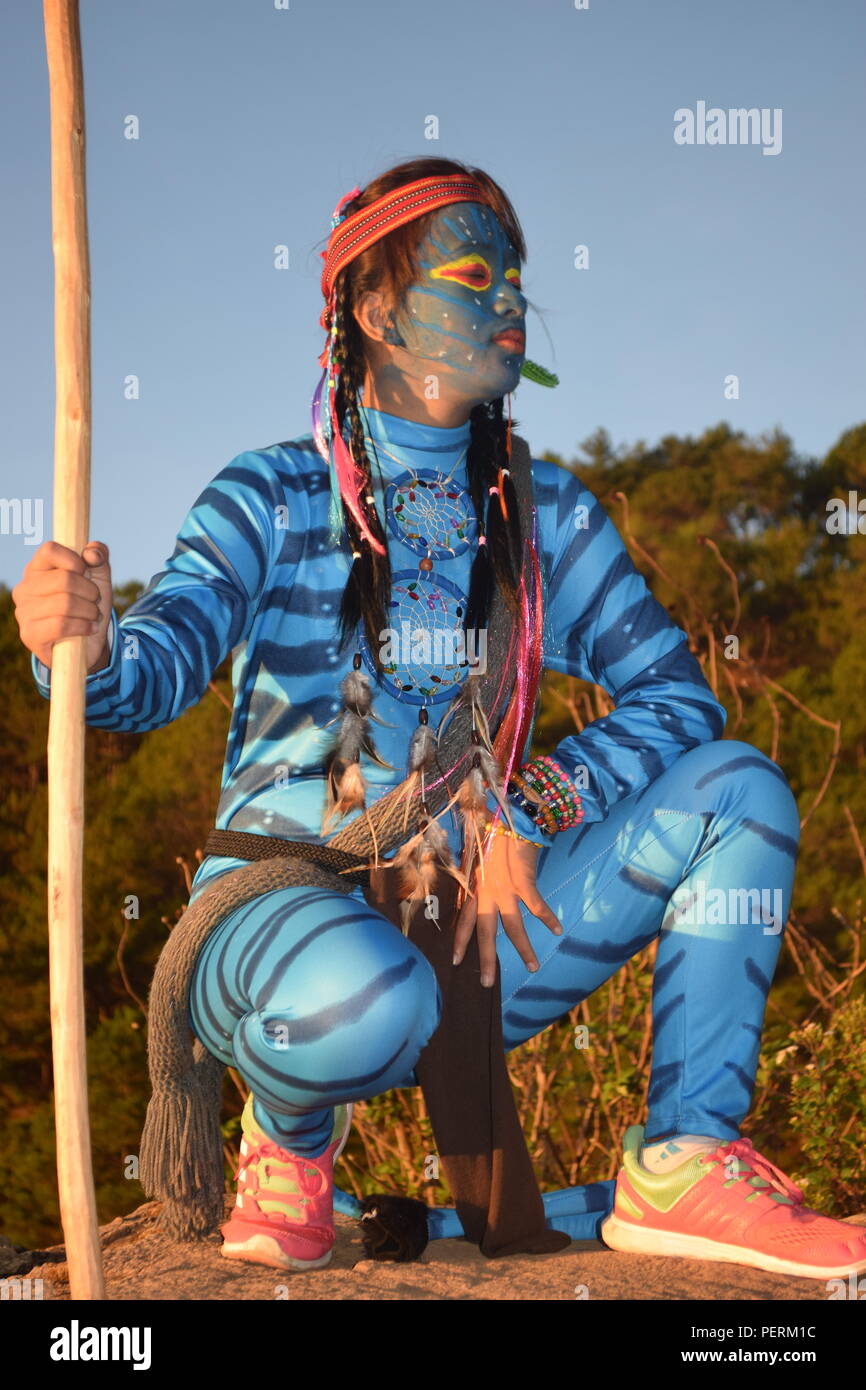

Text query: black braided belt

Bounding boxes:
[203,828,373,886]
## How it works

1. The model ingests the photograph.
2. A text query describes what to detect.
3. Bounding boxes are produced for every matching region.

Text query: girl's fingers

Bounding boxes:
[500,905,539,972]
[522,889,562,936]
[452,893,479,965]
[476,908,499,987]
[25,593,100,624]
[25,540,88,576]
[16,569,101,603]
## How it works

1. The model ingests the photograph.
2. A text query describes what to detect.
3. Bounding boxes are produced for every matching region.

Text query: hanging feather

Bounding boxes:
[431,670,516,880]
[322,667,397,733]
[388,812,468,936]
[447,682,516,839]
[322,760,366,834]
[322,659,392,835]
[366,806,381,869]
[433,688,461,753]
[321,705,394,733]
[476,740,515,833]
[470,696,495,755]
[398,710,437,831]
[457,753,490,888]
[434,668,484,757]
[336,668,393,765]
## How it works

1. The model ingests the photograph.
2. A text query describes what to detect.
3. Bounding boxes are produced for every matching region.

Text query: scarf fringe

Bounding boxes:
[138,1045,225,1239]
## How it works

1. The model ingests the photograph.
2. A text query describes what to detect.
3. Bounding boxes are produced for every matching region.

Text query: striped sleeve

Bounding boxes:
[30,450,286,732]
[535,458,727,825]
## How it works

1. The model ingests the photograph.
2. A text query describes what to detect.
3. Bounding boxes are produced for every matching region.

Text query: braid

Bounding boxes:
[332,275,392,666]
[464,399,522,640]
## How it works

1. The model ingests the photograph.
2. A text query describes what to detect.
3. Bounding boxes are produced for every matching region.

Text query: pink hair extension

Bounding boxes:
[328,382,386,556]
[488,522,544,816]
[313,286,387,557]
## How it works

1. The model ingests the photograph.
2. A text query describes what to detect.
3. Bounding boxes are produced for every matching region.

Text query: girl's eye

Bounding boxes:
[430,256,492,291]
[505,267,522,289]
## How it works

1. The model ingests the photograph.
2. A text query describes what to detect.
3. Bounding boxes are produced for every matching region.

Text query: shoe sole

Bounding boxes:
[220,1233,334,1271]
[220,1102,356,1272]
[600,1211,866,1281]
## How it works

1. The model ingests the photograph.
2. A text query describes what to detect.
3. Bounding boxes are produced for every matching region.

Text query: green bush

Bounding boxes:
[756,996,866,1213]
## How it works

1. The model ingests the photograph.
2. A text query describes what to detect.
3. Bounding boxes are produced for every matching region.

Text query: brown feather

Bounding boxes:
[477,744,516,832]
[321,760,366,834]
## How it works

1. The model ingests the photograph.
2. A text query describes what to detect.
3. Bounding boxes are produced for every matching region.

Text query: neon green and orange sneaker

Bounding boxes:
[600,1125,866,1280]
[220,1094,353,1271]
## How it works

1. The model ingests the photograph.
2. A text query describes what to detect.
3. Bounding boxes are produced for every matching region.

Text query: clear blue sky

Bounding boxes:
[2,0,864,587]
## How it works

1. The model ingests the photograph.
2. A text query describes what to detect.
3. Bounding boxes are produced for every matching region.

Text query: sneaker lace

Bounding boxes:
[701,1137,804,1205]
[234,1138,330,1223]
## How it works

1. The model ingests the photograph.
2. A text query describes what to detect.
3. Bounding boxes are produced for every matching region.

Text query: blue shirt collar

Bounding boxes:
[357,401,472,455]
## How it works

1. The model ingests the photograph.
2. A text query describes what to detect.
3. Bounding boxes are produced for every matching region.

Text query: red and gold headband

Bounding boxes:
[317,173,496,359]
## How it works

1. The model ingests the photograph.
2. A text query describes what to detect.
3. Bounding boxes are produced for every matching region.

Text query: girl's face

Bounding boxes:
[386,202,527,403]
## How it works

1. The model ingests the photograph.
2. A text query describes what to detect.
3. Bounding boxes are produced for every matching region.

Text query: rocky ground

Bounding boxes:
[9,1199,863,1301]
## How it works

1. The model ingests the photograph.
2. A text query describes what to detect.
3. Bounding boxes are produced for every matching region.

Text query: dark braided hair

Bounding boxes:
[322,157,527,671]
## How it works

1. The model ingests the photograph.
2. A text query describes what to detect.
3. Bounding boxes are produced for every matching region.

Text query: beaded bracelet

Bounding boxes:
[520,756,585,830]
[508,771,559,835]
[500,778,556,828]
[512,756,585,833]
[482,819,540,846]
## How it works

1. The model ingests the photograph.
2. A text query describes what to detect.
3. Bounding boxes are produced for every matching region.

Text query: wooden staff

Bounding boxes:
[43,0,105,1300]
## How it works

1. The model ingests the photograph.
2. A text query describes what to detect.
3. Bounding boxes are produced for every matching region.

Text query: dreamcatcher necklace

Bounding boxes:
[361,426,470,573]
[359,427,479,710]
[319,416,496,916]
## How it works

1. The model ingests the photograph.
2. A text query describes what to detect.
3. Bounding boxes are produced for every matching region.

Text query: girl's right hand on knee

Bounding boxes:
[452,832,562,988]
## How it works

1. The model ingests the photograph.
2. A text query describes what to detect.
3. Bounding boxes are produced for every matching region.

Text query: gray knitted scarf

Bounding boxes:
[139,434,539,1240]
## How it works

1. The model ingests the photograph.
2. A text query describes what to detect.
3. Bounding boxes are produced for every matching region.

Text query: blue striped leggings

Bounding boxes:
[189,740,800,1158]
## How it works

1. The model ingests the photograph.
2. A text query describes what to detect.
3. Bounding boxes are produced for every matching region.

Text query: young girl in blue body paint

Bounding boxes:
[17,156,866,1283]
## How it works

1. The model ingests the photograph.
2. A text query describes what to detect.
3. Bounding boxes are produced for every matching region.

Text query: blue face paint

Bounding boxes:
[389,202,527,400]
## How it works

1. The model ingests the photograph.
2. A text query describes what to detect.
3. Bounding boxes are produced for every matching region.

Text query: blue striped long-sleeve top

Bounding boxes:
[31,404,726,902]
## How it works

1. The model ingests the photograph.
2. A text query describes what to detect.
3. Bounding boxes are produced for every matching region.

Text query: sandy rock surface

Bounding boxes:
[22,1200,862,1301]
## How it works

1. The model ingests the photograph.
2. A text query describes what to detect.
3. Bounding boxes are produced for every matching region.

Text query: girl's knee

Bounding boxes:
[369,943,442,1054]
[680,738,800,841]
[235,934,441,1104]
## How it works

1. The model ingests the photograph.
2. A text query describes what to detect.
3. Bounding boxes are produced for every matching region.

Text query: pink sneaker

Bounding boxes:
[600,1125,866,1280]
[220,1095,353,1271]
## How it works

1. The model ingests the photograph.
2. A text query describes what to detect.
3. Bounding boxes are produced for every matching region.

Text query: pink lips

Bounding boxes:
[492,330,526,353]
